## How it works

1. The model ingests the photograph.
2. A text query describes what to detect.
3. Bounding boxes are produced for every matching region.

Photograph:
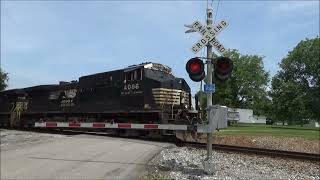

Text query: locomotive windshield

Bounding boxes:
[144,69,175,82]
[125,62,175,82]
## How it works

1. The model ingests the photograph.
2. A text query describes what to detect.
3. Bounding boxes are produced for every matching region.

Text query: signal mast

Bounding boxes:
[184,4,233,174]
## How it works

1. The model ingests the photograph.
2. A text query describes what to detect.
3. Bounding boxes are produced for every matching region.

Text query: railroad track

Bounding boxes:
[181,142,320,162]
[33,129,320,162]
[4,128,319,162]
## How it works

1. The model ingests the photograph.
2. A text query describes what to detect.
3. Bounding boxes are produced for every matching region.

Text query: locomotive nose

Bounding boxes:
[152,78,191,109]
[175,78,191,92]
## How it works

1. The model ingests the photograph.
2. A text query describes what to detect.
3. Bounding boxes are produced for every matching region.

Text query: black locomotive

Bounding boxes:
[0,62,199,136]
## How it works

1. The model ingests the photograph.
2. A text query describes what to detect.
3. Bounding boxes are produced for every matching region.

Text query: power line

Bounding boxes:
[201,1,207,61]
[214,0,221,24]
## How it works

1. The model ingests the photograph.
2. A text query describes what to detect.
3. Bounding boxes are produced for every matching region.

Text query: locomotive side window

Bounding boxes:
[125,69,142,81]
[138,69,143,80]
[134,71,137,80]
[125,72,132,81]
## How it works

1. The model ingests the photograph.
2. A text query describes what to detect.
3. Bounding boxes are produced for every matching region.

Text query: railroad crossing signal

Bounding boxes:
[214,57,233,82]
[185,20,228,55]
[185,58,205,82]
[185,7,231,175]
[209,38,226,55]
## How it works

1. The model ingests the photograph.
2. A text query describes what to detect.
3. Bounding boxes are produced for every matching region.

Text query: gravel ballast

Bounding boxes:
[210,135,320,154]
[149,146,320,180]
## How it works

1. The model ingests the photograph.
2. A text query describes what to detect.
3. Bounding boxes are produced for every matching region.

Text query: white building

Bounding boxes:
[304,120,320,128]
[251,115,267,124]
[227,108,266,124]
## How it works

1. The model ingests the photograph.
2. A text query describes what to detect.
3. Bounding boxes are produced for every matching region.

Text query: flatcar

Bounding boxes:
[0,62,201,139]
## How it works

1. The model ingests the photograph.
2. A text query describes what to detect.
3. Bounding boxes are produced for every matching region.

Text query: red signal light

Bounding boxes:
[189,62,201,73]
[186,58,205,82]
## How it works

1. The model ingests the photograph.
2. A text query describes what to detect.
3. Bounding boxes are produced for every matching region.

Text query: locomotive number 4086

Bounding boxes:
[124,83,140,90]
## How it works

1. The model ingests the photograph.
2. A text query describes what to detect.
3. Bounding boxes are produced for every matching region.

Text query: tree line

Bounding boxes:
[197,37,319,125]
[0,68,8,91]
[1,37,319,125]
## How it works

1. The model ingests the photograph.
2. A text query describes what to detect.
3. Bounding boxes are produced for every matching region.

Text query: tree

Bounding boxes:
[270,37,320,125]
[0,68,9,91]
[197,49,271,116]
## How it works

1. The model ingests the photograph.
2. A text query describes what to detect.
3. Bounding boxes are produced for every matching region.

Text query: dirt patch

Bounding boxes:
[211,135,320,154]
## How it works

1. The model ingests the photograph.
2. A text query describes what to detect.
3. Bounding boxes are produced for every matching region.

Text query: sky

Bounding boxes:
[1,0,319,94]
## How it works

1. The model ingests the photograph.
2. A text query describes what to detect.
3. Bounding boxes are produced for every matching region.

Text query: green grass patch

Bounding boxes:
[216,123,320,140]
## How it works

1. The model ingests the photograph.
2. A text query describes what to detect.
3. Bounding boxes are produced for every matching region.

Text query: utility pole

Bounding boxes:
[206,7,213,159]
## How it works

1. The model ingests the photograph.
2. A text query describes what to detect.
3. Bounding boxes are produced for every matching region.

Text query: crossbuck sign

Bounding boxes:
[186,20,228,54]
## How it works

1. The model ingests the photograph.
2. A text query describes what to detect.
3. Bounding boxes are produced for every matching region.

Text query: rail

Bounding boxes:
[181,142,320,162]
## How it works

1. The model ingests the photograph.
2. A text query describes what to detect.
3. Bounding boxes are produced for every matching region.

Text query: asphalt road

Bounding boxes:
[1,132,172,180]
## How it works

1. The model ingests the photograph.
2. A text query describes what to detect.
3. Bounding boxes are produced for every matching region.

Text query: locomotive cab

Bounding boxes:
[120,62,195,125]
[121,63,191,110]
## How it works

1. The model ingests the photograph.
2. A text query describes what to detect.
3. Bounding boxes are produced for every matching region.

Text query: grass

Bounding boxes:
[215,123,320,140]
